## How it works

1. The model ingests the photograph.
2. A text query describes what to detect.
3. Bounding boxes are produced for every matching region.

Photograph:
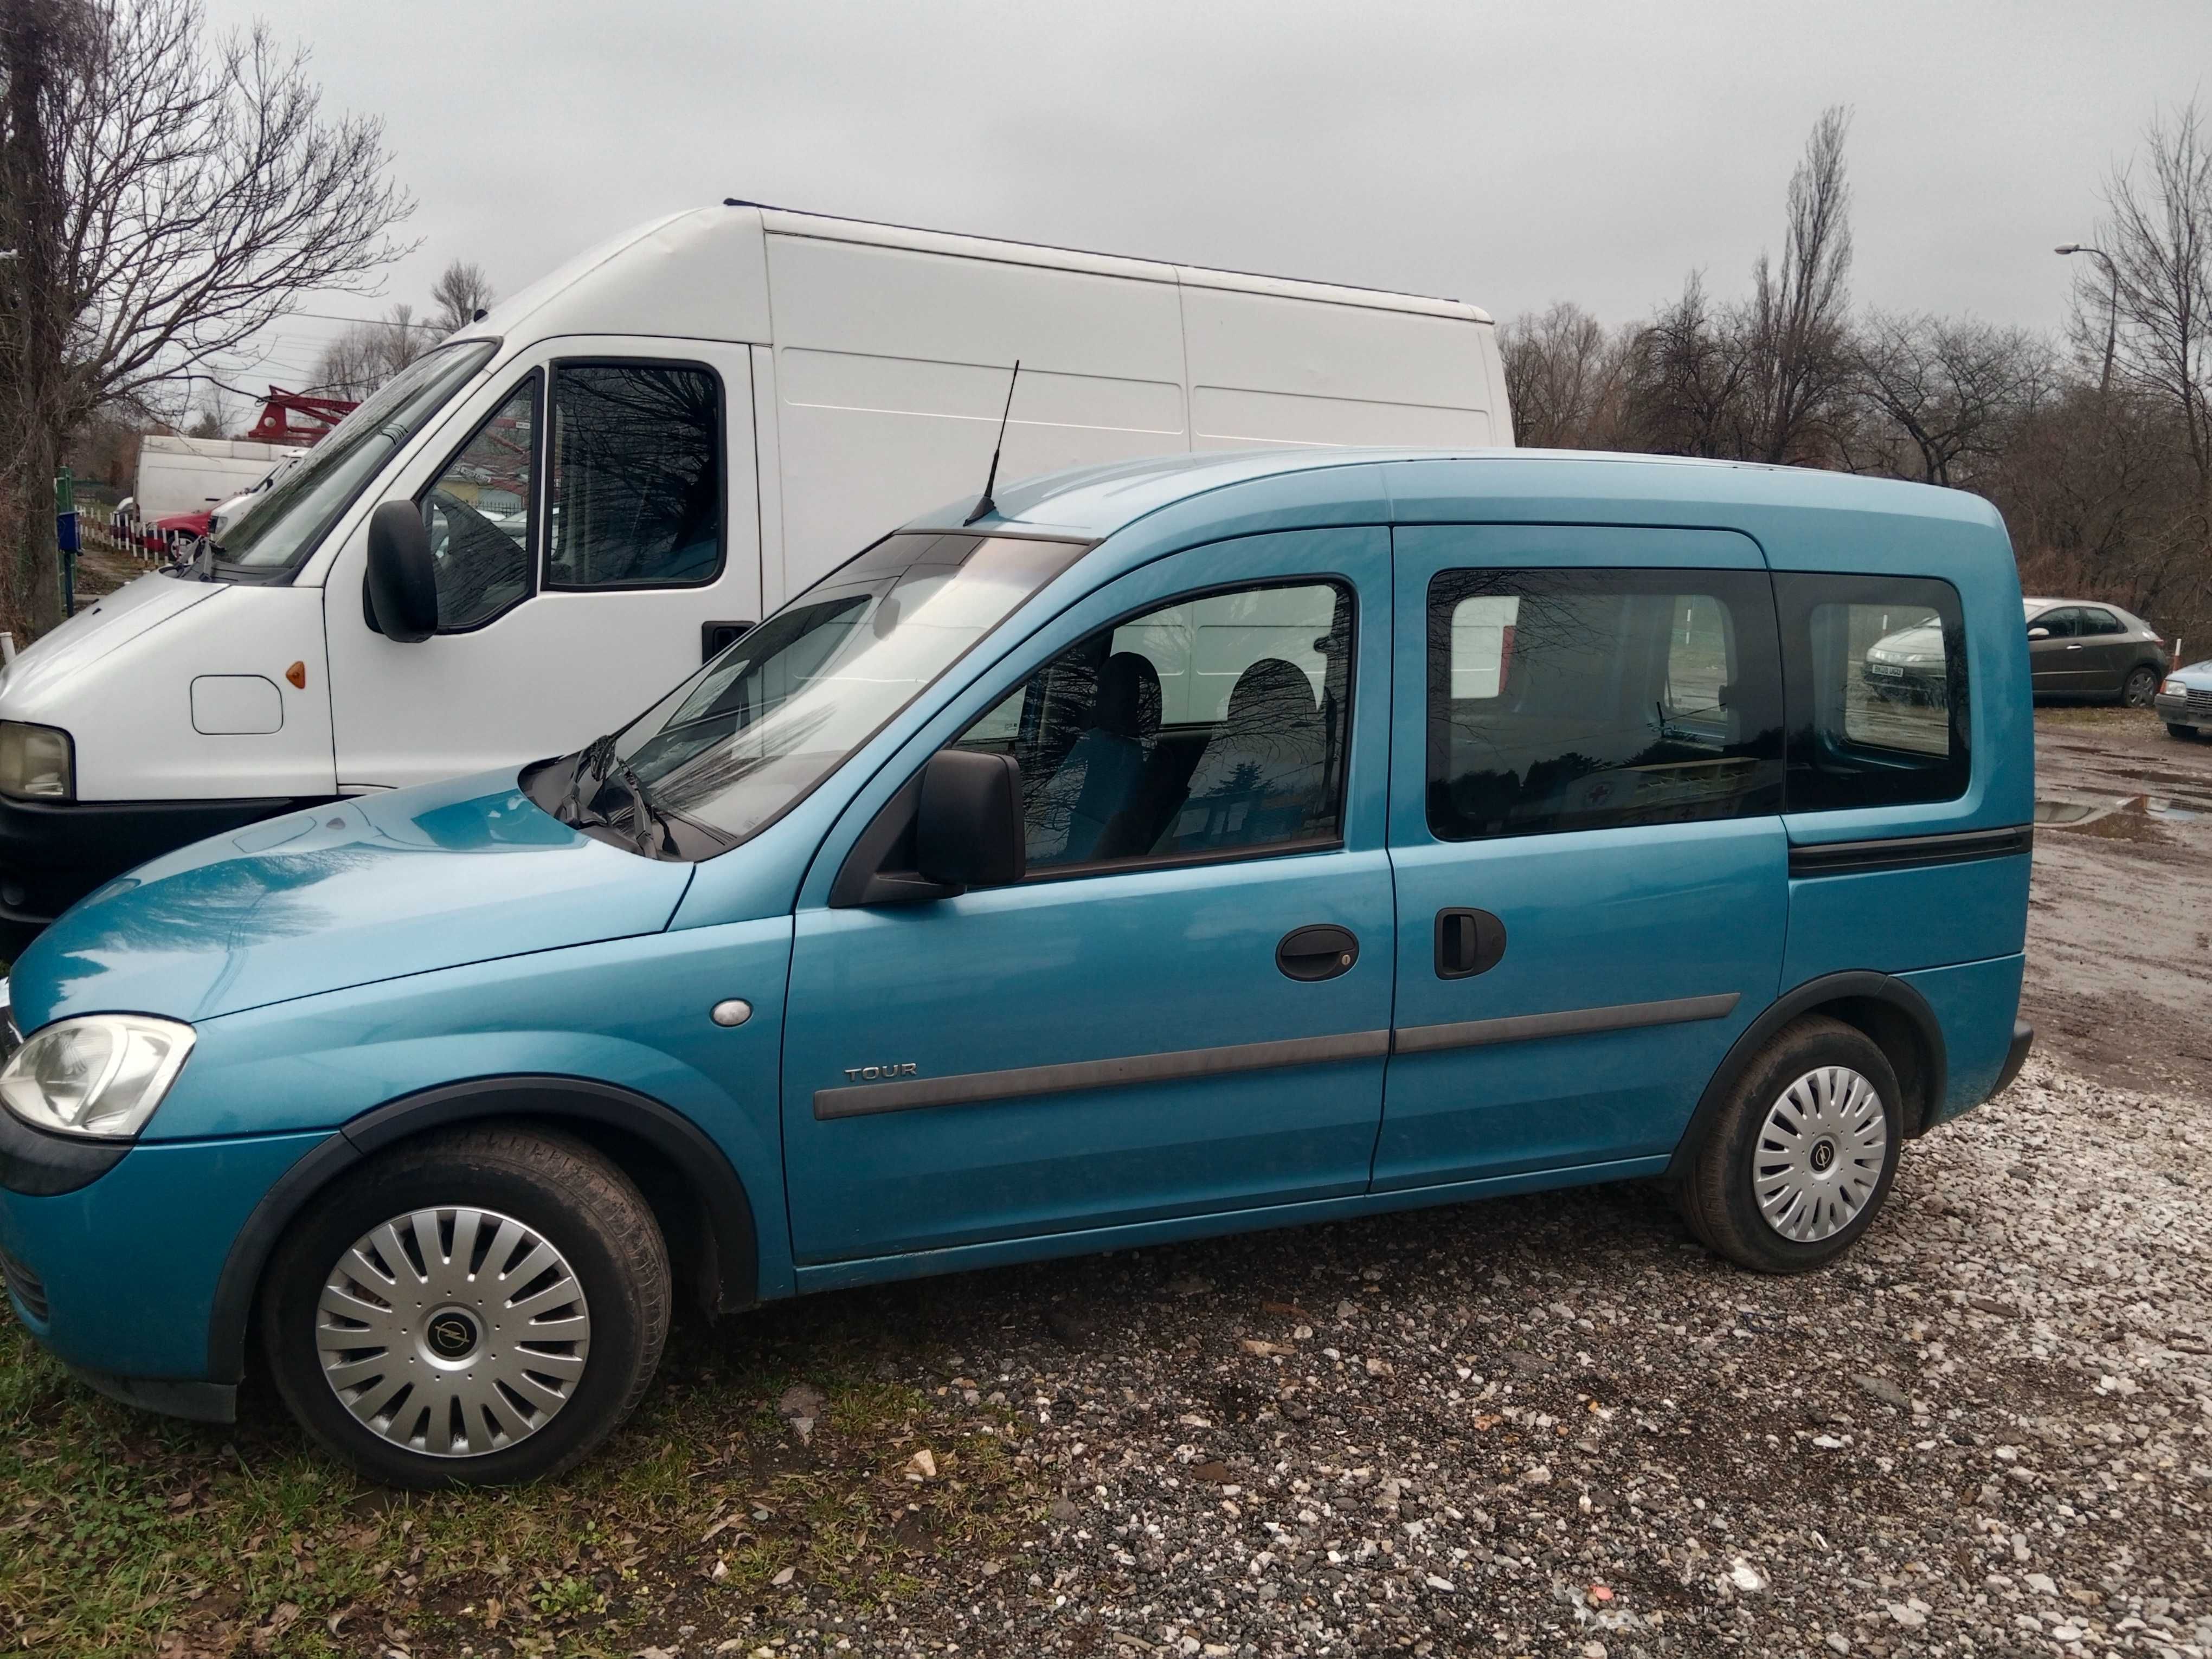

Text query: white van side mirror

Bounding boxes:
[365,501,439,643]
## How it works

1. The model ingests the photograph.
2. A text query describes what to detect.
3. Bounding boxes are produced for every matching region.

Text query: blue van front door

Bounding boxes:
[1374,526,1790,1190]
[780,529,1396,1268]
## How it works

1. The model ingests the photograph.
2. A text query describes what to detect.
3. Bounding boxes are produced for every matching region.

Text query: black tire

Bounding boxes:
[2169,722,2199,741]
[1678,1015,1902,1274]
[2123,665,2158,709]
[262,1125,670,1488]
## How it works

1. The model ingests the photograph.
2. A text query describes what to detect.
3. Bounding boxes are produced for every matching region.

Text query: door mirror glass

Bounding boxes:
[365,500,438,642]
[915,749,1025,889]
[2027,626,2050,640]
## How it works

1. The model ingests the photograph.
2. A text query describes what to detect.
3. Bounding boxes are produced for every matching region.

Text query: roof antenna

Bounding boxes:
[964,359,1021,525]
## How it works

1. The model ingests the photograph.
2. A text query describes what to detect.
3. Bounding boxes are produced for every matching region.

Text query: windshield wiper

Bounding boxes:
[618,763,679,858]
[558,732,619,826]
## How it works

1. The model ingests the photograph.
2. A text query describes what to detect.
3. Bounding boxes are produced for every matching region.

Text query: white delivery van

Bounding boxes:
[134,436,309,522]
[0,203,1509,938]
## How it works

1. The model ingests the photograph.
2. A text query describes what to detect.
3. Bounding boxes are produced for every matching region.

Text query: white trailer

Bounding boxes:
[133,436,306,522]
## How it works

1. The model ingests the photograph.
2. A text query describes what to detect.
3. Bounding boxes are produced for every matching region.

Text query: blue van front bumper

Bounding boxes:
[0,1124,333,1419]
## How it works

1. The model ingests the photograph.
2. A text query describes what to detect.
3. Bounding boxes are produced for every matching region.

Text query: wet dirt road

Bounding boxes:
[2025,705,2212,1099]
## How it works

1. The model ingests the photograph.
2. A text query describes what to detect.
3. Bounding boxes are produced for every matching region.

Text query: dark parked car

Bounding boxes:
[2022,599,2169,706]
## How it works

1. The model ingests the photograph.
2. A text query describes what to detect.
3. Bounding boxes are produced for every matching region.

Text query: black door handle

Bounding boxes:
[1435,908,1507,979]
[1277,924,1359,982]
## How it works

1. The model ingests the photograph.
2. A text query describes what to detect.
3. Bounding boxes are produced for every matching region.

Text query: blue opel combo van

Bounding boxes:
[0,451,2035,1487]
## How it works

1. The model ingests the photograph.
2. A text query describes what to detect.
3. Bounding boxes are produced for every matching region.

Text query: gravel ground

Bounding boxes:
[743,1050,2207,1659]
[696,708,2212,1659]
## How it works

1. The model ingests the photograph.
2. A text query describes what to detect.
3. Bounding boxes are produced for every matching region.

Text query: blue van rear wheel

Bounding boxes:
[1679,1016,1904,1274]
[261,1125,671,1488]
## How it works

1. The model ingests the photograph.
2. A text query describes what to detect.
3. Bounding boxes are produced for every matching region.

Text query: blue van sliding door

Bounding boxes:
[1374,526,1789,1190]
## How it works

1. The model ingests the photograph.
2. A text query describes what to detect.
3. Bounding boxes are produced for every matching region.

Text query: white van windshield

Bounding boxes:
[210,340,497,573]
[541,531,1086,856]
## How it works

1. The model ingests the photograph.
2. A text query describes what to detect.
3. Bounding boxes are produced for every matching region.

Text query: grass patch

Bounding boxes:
[0,1297,1045,1656]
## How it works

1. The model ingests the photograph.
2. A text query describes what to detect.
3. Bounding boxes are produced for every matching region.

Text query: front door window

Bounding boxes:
[951,580,1353,871]
[417,374,537,632]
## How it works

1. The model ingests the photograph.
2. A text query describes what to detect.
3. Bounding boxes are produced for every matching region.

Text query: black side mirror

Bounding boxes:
[365,500,438,643]
[915,750,1025,889]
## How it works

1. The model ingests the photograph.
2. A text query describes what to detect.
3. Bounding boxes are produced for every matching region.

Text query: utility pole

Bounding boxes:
[2055,244,2120,396]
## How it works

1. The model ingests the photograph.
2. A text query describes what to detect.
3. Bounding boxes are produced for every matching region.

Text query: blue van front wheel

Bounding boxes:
[1678,1016,1904,1275]
[261,1126,672,1488]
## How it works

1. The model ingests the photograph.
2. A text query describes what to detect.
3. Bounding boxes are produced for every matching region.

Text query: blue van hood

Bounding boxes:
[10,771,694,1028]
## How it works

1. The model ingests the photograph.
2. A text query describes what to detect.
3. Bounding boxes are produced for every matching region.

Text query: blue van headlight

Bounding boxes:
[0,1015,196,1139]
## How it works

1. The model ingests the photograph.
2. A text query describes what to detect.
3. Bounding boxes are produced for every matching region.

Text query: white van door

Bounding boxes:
[323,337,761,790]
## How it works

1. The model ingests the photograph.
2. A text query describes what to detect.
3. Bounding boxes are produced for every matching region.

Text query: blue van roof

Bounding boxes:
[907,447,2005,551]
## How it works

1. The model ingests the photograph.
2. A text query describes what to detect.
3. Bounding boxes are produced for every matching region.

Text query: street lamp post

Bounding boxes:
[2055,243,2120,396]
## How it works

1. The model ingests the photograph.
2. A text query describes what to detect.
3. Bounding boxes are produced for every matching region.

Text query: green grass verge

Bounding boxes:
[0,1303,1044,1656]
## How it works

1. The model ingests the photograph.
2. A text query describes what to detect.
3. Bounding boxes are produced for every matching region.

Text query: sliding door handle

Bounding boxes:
[1435,908,1507,979]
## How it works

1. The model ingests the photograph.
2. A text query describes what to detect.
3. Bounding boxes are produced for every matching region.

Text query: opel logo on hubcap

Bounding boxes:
[427,1313,477,1359]
[1810,1140,1836,1173]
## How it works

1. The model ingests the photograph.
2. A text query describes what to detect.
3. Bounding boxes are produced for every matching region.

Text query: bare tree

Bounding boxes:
[1498,301,1631,449]
[0,0,413,633]
[1992,384,2202,634]
[312,300,431,400]
[1744,105,1857,464]
[1851,312,2053,486]
[1619,272,1758,458]
[429,258,496,336]
[2084,101,2212,570]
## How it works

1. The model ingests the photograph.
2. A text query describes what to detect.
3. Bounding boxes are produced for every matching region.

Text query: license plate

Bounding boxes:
[1869,663,1905,678]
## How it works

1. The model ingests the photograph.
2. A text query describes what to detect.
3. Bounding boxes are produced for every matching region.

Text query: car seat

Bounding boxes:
[1158,658,1325,853]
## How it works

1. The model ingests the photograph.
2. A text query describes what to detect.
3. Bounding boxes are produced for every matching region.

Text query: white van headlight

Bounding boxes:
[0,722,73,800]
[0,1015,195,1139]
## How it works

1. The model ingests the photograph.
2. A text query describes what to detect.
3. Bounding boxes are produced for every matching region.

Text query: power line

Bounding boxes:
[285,306,452,333]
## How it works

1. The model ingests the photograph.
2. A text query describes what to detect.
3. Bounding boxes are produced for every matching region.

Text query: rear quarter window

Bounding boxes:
[1773,573,1970,812]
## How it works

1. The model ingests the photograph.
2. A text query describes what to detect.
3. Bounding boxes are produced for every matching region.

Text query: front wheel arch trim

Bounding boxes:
[1666,971,1947,1184]
[205,1075,760,1384]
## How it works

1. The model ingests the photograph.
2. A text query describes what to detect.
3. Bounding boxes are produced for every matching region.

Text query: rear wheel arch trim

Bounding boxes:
[1667,972,1947,1182]
[206,1075,760,1383]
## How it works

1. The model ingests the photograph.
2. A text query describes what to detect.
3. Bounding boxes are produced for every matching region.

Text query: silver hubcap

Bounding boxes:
[1753,1066,1889,1243]
[316,1207,592,1458]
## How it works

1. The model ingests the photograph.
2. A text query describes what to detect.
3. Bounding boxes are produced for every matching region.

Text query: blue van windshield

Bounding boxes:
[549,531,1086,854]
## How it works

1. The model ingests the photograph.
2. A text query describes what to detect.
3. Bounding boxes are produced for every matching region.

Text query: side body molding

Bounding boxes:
[205,1075,760,1382]
[1664,971,1950,1185]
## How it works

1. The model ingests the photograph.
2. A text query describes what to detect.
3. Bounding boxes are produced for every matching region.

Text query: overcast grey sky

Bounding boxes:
[199,0,2210,396]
